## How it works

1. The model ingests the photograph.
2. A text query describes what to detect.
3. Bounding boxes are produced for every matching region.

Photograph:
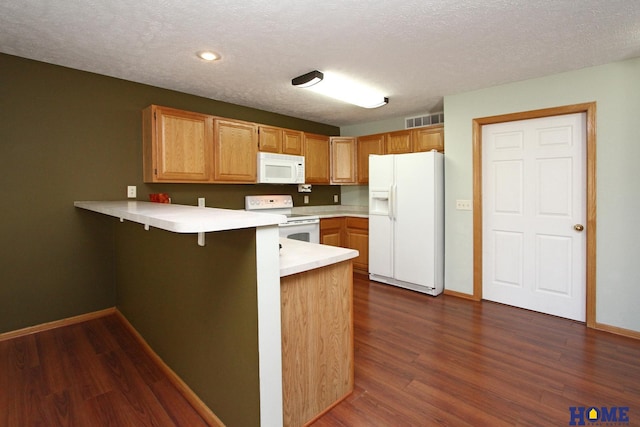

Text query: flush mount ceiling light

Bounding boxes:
[197,51,220,61]
[292,70,388,109]
[292,70,324,88]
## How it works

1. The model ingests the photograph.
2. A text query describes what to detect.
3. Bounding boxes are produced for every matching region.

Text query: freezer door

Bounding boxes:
[368,214,393,278]
[368,154,394,193]
[369,154,395,278]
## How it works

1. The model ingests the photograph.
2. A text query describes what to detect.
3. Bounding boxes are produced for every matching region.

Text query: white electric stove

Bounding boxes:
[245,195,320,244]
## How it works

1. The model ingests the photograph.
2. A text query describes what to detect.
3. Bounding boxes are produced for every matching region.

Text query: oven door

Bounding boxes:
[279,220,320,244]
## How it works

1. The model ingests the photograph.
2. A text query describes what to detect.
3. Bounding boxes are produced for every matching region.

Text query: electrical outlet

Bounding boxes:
[456,199,472,210]
[127,186,136,198]
[198,197,205,207]
[333,194,339,203]
[303,195,309,204]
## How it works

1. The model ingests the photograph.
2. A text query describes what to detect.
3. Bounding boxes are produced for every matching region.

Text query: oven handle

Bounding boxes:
[278,219,320,227]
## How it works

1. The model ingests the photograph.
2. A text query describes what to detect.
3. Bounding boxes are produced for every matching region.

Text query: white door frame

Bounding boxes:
[472,103,597,328]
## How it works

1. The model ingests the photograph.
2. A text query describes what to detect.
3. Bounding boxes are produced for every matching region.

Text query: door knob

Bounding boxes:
[574,224,584,232]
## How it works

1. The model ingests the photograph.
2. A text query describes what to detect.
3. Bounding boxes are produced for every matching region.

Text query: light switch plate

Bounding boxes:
[456,199,472,210]
[298,184,312,193]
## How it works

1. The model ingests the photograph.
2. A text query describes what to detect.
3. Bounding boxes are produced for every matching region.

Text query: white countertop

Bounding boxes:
[279,238,358,277]
[75,201,358,276]
[291,205,368,218]
[74,201,286,233]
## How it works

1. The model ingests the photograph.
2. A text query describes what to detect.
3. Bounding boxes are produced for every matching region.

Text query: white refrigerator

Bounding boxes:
[368,151,444,296]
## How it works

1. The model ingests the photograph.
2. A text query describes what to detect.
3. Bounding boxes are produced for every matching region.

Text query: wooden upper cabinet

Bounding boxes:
[304,133,330,184]
[413,124,444,153]
[257,125,281,153]
[213,118,258,183]
[258,126,304,155]
[356,133,385,184]
[142,105,214,183]
[142,104,442,187]
[330,137,357,184]
[282,129,304,155]
[386,129,413,154]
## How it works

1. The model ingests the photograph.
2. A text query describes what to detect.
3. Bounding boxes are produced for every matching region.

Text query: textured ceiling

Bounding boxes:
[1,0,639,127]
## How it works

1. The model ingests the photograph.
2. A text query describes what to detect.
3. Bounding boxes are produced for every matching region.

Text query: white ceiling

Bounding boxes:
[1,0,639,127]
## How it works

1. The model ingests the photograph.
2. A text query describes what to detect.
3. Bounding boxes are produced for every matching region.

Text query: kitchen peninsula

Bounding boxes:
[74,201,357,427]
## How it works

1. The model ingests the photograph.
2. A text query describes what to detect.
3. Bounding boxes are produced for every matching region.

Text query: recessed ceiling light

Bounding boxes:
[197,51,220,61]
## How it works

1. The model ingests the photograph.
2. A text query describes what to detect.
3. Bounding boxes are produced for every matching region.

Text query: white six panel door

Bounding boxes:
[482,113,586,321]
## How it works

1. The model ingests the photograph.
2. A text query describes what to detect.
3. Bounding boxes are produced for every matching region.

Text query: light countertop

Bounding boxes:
[279,238,358,277]
[291,205,368,218]
[75,201,358,277]
[74,201,286,233]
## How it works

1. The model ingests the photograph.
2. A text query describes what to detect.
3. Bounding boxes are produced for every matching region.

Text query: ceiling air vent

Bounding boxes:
[405,112,444,129]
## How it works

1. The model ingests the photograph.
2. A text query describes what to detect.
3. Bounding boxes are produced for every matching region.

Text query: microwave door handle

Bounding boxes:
[297,163,303,179]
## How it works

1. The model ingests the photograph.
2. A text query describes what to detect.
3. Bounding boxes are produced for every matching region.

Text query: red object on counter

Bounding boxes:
[149,193,171,203]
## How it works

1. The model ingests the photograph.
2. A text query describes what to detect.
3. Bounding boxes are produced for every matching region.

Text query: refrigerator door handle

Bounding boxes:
[389,184,397,220]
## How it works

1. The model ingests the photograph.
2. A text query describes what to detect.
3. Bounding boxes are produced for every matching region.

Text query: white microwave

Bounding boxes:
[257,152,305,184]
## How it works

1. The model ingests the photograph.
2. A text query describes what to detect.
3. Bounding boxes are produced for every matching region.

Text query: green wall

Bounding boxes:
[115,222,260,426]
[0,53,340,334]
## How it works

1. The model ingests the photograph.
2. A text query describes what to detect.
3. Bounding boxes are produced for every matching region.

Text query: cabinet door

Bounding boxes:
[345,217,369,273]
[143,105,214,183]
[304,133,330,184]
[214,119,258,183]
[386,129,412,154]
[320,218,344,247]
[282,129,304,155]
[413,124,444,153]
[331,137,357,184]
[356,133,385,184]
[258,125,281,153]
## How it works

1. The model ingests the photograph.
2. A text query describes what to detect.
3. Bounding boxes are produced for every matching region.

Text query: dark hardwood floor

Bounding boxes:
[0,313,209,427]
[313,274,640,426]
[2,275,639,426]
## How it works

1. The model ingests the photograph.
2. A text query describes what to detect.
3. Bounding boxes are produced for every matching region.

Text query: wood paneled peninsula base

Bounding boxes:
[279,238,357,427]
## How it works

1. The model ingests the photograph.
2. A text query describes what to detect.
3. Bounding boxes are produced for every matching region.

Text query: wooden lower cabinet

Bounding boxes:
[320,217,343,247]
[320,217,369,274]
[281,260,354,427]
[345,217,369,273]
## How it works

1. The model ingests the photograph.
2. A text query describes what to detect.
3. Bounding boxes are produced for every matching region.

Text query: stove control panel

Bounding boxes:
[245,194,294,211]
